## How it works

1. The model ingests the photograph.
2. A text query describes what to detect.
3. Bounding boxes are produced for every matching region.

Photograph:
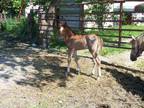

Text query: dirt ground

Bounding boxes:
[0,43,144,108]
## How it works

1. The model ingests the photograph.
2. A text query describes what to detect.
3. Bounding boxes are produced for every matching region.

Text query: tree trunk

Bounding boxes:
[17,0,26,19]
[42,0,61,48]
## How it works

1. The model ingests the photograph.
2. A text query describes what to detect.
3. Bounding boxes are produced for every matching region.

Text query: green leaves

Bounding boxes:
[0,0,12,11]
[33,0,52,5]
[0,0,23,16]
[12,0,22,13]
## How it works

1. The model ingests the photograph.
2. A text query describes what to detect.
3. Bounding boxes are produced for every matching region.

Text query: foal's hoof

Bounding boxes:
[91,71,95,75]
[97,77,100,80]
[90,72,95,76]
[77,71,81,75]
[64,72,68,78]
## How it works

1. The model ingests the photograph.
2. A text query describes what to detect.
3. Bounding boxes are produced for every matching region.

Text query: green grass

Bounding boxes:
[101,47,126,56]
[121,24,144,36]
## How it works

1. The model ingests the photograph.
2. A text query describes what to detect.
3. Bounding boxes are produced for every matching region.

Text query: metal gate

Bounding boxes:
[38,0,144,49]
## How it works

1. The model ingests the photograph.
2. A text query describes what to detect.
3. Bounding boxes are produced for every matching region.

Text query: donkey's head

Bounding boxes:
[130,36,142,61]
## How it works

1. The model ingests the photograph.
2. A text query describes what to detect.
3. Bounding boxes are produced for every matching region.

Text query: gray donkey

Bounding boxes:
[130,33,144,61]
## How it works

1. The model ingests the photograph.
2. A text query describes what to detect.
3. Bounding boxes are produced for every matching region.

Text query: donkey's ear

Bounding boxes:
[131,36,136,40]
[129,39,133,44]
[129,36,135,43]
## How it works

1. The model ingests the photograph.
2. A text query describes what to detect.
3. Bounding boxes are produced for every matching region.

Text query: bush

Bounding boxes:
[1,18,18,34]
[1,16,39,42]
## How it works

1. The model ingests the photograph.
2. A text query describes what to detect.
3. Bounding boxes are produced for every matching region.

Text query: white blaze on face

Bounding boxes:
[60,27,64,33]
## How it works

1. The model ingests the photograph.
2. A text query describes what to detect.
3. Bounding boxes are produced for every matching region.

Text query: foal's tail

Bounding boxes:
[99,37,103,50]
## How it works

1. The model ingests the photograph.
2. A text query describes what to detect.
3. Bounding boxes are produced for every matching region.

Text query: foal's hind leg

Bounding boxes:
[91,54,101,79]
[95,56,101,77]
[66,49,74,77]
[91,59,96,75]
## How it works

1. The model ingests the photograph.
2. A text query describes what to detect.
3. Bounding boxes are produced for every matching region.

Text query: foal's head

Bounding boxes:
[130,36,142,61]
[59,21,66,33]
[59,21,75,38]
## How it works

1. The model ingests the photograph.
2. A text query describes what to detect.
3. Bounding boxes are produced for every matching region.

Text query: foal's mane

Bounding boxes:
[64,23,76,35]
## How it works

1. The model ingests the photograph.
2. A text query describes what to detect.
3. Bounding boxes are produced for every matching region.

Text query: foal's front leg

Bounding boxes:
[66,49,74,77]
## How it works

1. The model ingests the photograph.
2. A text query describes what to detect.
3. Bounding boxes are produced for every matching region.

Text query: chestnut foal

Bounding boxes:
[59,22,103,79]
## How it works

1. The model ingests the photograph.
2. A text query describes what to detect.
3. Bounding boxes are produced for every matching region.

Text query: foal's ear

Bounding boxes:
[60,16,67,25]
[129,39,133,44]
[63,21,67,25]
[59,21,66,27]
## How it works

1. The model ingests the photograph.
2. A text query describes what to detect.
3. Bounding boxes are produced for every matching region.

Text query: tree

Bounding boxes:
[17,0,25,19]
[0,0,24,18]
[33,0,52,6]
[0,0,12,20]
[32,0,61,48]
[0,0,12,12]
[76,0,113,29]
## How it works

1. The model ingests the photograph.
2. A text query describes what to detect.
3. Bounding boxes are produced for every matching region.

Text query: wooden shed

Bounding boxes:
[56,0,83,30]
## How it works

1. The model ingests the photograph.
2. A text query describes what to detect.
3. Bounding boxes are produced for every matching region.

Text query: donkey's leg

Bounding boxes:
[74,51,81,74]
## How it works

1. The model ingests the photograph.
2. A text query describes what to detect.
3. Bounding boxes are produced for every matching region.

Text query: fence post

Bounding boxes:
[118,1,124,47]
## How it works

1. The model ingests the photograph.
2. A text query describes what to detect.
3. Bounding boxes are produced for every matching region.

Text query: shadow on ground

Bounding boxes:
[102,62,144,101]
[0,44,78,89]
